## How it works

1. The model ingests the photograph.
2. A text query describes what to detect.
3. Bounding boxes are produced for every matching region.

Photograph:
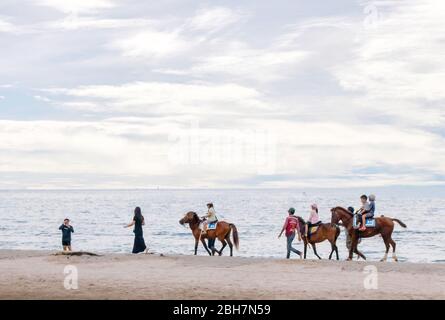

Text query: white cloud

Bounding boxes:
[0,96,5,100]
[47,14,156,30]
[43,81,267,115]
[1,118,444,188]
[171,45,309,82]
[0,119,170,176]
[0,18,16,33]
[332,0,445,121]
[109,6,245,59]
[2,0,445,188]
[188,6,245,33]
[111,29,189,59]
[34,0,116,14]
[33,95,51,102]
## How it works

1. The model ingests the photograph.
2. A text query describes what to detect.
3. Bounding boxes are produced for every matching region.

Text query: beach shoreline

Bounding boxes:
[1,249,444,300]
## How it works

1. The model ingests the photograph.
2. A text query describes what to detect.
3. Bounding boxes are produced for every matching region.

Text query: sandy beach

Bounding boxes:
[1,250,444,300]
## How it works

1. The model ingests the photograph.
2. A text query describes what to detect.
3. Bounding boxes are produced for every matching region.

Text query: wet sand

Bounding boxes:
[0,250,444,299]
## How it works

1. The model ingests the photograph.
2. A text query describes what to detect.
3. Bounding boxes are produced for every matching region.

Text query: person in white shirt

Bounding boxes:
[202,203,218,235]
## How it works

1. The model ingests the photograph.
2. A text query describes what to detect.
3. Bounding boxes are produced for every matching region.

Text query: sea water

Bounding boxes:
[0,188,444,263]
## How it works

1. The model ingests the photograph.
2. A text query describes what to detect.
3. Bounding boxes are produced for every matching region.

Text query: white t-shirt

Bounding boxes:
[207,207,217,222]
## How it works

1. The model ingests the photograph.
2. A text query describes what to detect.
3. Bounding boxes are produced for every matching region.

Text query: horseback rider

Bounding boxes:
[357,194,376,231]
[304,203,322,238]
[201,203,218,235]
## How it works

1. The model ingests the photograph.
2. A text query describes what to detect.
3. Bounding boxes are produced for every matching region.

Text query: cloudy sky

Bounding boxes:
[0,0,444,189]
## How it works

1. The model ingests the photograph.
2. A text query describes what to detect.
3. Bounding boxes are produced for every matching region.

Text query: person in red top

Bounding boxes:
[278,207,302,259]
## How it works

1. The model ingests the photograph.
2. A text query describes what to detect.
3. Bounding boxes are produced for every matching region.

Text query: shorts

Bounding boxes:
[365,212,374,218]
[62,241,71,246]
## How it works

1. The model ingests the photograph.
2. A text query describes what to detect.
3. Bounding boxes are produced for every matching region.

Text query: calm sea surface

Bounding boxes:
[1,188,444,263]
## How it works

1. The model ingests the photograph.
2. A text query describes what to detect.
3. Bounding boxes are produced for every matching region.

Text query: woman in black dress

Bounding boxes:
[125,207,147,254]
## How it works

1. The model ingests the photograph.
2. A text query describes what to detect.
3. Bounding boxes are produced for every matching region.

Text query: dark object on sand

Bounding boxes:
[54,251,101,256]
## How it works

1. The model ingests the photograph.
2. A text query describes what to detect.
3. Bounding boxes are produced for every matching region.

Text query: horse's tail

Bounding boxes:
[391,218,407,228]
[230,224,239,250]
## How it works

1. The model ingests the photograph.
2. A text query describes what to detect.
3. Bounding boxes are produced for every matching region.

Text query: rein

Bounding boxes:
[334,208,353,227]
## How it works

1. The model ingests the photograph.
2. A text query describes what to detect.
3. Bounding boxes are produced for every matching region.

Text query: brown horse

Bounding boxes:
[296,216,341,260]
[179,211,239,256]
[331,206,407,261]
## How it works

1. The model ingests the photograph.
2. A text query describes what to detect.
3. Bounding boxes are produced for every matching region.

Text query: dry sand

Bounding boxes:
[0,250,444,299]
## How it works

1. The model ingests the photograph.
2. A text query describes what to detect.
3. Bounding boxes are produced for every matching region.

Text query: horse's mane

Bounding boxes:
[188,211,201,223]
[332,206,353,217]
[295,216,306,225]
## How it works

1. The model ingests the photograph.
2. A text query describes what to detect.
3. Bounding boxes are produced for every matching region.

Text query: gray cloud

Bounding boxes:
[0,0,444,188]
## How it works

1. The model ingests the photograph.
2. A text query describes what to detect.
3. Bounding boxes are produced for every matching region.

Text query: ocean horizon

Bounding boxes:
[1,187,444,263]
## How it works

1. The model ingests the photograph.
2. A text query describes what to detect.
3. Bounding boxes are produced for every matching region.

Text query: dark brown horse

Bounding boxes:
[179,211,239,256]
[331,206,407,261]
[296,216,340,260]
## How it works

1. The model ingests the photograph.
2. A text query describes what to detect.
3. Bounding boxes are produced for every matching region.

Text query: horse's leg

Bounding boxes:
[201,238,212,256]
[328,241,334,260]
[328,232,335,260]
[225,235,234,257]
[348,234,355,260]
[218,239,227,256]
[333,234,340,260]
[209,238,218,256]
[311,243,322,259]
[303,240,307,259]
[194,237,199,255]
[350,232,366,260]
[389,238,398,262]
[353,245,367,260]
[352,241,366,260]
[381,234,390,262]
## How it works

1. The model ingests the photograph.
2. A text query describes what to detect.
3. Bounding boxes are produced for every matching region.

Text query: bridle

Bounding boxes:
[333,208,353,227]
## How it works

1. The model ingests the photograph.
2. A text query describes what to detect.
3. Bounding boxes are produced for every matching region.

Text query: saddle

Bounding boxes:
[309,226,319,234]
[199,221,218,231]
[364,218,376,228]
[353,214,376,229]
[208,221,218,230]
[307,222,322,238]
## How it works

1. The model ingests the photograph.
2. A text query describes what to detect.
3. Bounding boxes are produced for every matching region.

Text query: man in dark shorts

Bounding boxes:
[59,218,74,251]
